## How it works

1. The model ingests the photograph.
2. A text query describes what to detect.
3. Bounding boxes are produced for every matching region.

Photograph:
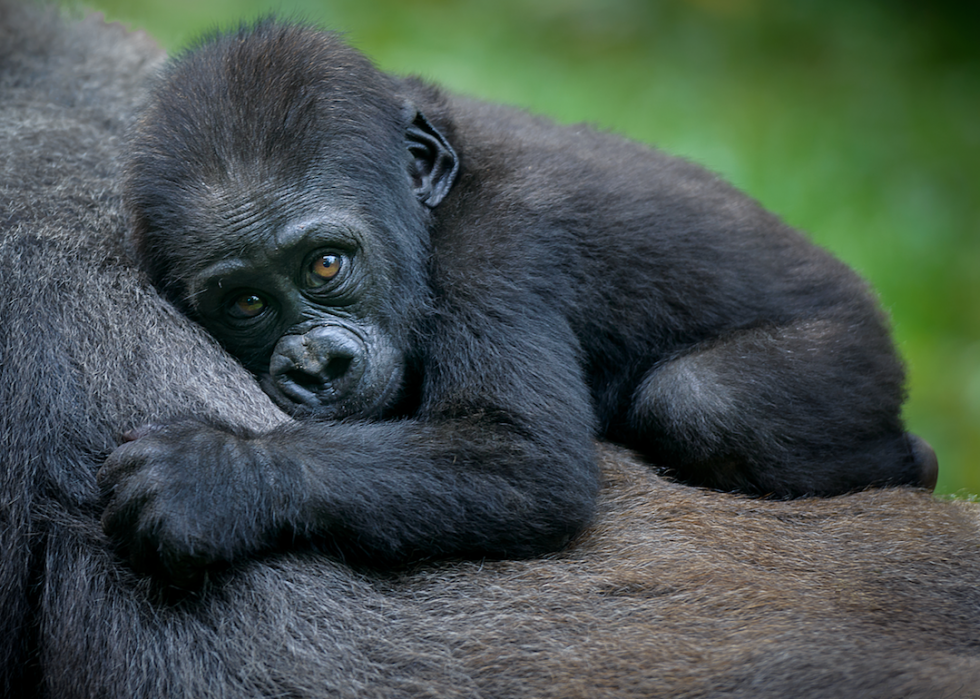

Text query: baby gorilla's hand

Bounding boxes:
[98,419,291,586]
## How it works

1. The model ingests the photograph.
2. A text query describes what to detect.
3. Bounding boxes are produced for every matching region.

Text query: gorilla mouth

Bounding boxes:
[260,358,404,420]
[278,355,355,403]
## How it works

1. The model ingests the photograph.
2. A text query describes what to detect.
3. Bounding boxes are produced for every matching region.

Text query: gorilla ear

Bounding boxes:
[406,111,458,209]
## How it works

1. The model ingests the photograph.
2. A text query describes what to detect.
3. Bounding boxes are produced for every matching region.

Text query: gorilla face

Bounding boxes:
[183,204,407,418]
[126,35,459,420]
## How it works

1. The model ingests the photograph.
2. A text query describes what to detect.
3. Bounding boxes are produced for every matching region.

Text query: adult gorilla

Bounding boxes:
[100,19,936,583]
[4,4,980,698]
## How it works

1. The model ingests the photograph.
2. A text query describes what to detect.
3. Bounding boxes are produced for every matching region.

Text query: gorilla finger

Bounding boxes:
[97,442,146,487]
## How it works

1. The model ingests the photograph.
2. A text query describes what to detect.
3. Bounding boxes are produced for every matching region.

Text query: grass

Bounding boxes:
[66,0,980,495]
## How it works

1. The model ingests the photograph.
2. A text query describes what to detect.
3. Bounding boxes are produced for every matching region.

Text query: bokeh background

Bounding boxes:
[62,0,979,495]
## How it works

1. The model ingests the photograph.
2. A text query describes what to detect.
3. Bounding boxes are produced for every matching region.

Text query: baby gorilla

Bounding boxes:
[100,19,937,584]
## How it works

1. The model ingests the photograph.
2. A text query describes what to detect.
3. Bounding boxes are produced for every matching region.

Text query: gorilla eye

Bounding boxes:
[229,293,266,319]
[307,253,343,286]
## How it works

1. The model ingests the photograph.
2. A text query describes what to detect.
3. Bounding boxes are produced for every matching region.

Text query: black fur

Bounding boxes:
[101,19,936,583]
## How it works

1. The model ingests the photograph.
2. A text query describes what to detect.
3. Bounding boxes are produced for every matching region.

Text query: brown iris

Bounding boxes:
[231,293,265,318]
[309,253,342,285]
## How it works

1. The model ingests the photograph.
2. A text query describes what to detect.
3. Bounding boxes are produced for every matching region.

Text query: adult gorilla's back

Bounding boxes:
[2,3,980,697]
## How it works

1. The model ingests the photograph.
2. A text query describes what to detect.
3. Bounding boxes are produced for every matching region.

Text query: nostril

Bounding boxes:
[270,326,366,405]
[323,356,351,381]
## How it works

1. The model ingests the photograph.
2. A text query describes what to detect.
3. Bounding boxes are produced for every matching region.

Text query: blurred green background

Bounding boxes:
[63,0,979,495]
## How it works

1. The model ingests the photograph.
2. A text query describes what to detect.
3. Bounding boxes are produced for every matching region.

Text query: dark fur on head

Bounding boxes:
[127,20,428,314]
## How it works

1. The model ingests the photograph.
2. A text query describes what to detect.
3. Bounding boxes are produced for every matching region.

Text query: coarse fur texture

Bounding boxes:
[101,18,936,583]
[2,4,980,698]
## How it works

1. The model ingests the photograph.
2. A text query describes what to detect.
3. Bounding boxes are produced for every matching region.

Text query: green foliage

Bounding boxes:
[68,0,979,494]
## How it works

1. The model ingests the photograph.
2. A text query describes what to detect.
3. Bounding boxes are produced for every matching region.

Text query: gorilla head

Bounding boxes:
[127,24,457,418]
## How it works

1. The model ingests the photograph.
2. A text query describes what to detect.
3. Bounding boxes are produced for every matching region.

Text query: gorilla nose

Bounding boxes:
[269,326,367,406]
